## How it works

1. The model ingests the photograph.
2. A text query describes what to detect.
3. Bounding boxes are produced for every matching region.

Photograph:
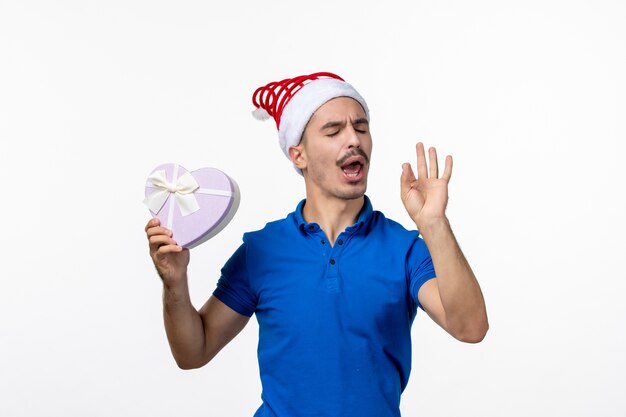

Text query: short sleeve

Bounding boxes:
[213,242,257,317]
[406,237,436,311]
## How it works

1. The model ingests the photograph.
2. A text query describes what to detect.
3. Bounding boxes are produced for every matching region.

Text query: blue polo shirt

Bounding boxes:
[213,196,436,417]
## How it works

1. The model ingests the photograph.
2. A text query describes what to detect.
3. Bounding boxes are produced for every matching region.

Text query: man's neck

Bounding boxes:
[302,193,365,245]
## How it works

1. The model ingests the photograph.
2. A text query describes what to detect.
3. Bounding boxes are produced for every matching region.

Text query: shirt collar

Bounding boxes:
[294,195,374,232]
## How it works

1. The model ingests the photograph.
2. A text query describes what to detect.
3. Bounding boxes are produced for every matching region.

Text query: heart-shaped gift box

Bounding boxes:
[143,163,240,249]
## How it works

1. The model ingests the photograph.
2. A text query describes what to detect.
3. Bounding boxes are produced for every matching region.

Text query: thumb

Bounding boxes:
[400,163,416,196]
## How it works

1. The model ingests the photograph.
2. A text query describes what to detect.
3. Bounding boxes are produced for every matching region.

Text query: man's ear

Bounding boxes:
[289,144,307,171]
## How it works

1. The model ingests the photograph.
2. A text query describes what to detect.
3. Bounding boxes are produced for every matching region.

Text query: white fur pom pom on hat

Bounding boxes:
[251,107,271,121]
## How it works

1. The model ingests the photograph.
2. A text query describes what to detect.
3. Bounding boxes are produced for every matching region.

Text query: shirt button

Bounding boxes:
[308,225,314,230]
[321,239,326,245]
[329,259,336,265]
[338,239,344,245]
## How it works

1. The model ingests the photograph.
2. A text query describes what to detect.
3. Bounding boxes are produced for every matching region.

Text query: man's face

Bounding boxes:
[293,97,372,200]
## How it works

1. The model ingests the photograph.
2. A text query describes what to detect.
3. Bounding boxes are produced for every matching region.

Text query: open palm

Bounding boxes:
[400,142,452,228]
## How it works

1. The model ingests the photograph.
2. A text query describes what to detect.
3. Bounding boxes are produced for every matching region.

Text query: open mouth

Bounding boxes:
[340,156,365,180]
[342,161,363,177]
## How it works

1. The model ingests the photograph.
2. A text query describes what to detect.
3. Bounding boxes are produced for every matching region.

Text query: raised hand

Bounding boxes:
[400,142,452,229]
[145,218,190,286]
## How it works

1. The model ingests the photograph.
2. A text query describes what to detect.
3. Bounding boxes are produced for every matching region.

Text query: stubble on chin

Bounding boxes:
[335,190,365,200]
[335,176,368,200]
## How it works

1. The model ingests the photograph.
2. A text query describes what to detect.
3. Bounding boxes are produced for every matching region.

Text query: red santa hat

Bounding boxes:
[251,72,369,173]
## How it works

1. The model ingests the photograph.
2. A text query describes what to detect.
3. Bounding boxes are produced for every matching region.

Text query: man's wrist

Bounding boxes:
[161,272,189,291]
[415,216,451,238]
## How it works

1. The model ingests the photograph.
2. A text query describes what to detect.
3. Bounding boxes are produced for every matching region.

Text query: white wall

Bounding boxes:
[1,1,624,416]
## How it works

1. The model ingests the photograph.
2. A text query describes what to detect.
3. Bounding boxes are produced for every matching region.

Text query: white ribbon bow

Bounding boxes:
[143,169,200,216]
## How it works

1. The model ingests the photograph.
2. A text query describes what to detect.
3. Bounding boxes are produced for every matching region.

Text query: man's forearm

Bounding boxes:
[163,277,208,369]
[419,218,488,341]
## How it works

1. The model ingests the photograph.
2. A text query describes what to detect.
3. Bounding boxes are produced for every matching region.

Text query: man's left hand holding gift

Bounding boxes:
[145,217,189,283]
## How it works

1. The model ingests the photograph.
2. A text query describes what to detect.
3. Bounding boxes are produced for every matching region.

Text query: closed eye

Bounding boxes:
[353,118,369,134]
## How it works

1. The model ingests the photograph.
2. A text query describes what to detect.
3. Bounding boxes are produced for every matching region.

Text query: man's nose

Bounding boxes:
[346,126,361,148]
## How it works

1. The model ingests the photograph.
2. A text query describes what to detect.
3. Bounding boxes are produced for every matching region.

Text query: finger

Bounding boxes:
[157,244,184,255]
[429,147,439,178]
[146,226,173,238]
[149,234,176,245]
[149,235,178,252]
[400,163,416,196]
[416,142,428,179]
[145,217,161,232]
[442,155,453,181]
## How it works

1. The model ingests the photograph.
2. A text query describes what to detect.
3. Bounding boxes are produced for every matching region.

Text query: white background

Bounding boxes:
[1,0,625,416]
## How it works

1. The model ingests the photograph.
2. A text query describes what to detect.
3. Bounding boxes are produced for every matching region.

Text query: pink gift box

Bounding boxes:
[144,163,240,249]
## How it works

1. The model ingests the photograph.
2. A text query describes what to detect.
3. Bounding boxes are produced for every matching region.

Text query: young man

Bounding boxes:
[145,72,488,417]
